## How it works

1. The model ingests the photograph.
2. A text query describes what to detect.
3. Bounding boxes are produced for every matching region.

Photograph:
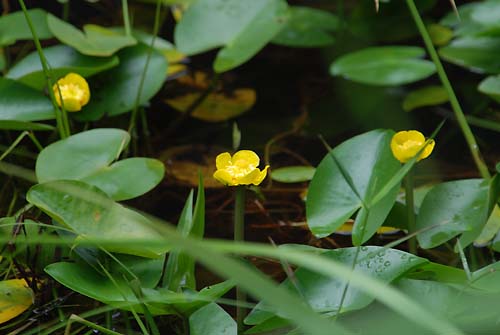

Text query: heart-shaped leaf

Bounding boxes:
[306,129,401,244]
[330,46,436,86]
[36,128,130,183]
[0,78,54,121]
[0,9,52,46]
[81,158,165,201]
[174,0,289,73]
[47,14,136,56]
[416,179,489,249]
[77,44,168,121]
[7,45,118,90]
[439,37,500,74]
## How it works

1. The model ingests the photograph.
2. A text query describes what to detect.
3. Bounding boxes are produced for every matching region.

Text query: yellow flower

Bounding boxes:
[52,73,90,112]
[391,130,435,163]
[213,150,269,186]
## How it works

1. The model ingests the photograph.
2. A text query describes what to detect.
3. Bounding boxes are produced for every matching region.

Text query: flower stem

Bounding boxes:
[405,169,417,255]
[18,0,69,139]
[121,0,132,37]
[405,0,490,180]
[234,185,246,332]
[128,0,162,134]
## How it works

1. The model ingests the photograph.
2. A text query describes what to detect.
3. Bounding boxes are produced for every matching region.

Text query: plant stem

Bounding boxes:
[405,0,490,180]
[234,186,246,332]
[456,239,472,281]
[405,169,417,255]
[18,0,69,139]
[128,0,162,134]
[121,0,132,36]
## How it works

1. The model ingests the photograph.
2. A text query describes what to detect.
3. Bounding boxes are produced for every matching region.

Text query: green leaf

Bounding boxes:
[7,45,119,90]
[272,6,338,48]
[47,14,136,56]
[36,129,163,200]
[36,128,130,183]
[245,246,427,325]
[28,180,165,257]
[0,78,54,121]
[81,158,165,201]
[439,37,500,74]
[164,175,205,291]
[478,75,500,103]
[0,9,52,46]
[306,129,400,244]
[330,46,436,86]
[174,0,289,73]
[416,179,489,249]
[271,166,316,183]
[0,121,54,131]
[45,261,172,315]
[189,303,237,335]
[77,44,168,121]
[402,85,449,112]
[109,254,165,289]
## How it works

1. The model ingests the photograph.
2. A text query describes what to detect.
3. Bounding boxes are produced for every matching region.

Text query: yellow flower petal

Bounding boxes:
[216,152,232,170]
[53,73,90,112]
[232,150,260,169]
[213,169,235,186]
[390,130,434,163]
[213,150,268,186]
[252,165,269,185]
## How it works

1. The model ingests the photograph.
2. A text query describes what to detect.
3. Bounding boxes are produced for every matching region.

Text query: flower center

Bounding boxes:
[225,159,256,178]
[58,83,86,103]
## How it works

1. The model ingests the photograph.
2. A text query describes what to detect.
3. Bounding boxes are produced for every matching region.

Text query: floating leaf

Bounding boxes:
[416,179,489,249]
[81,158,165,201]
[174,0,289,72]
[402,85,449,112]
[166,89,256,122]
[36,128,129,183]
[7,45,118,90]
[77,44,168,121]
[0,9,52,46]
[28,180,165,257]
[271,166,316,183]
[306,129,401,244]
[0,78,54,121]
[427,24,453,46]
[190,303,237,335]
[330,46,436,86]
[439,37,500,74]
[0,279,34,324]
[478,75,500,103]
[36,129,164,200]
[245,246,427,325]
[272,6,338,48]
[45,261,171,314]
[47,14,136,56]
